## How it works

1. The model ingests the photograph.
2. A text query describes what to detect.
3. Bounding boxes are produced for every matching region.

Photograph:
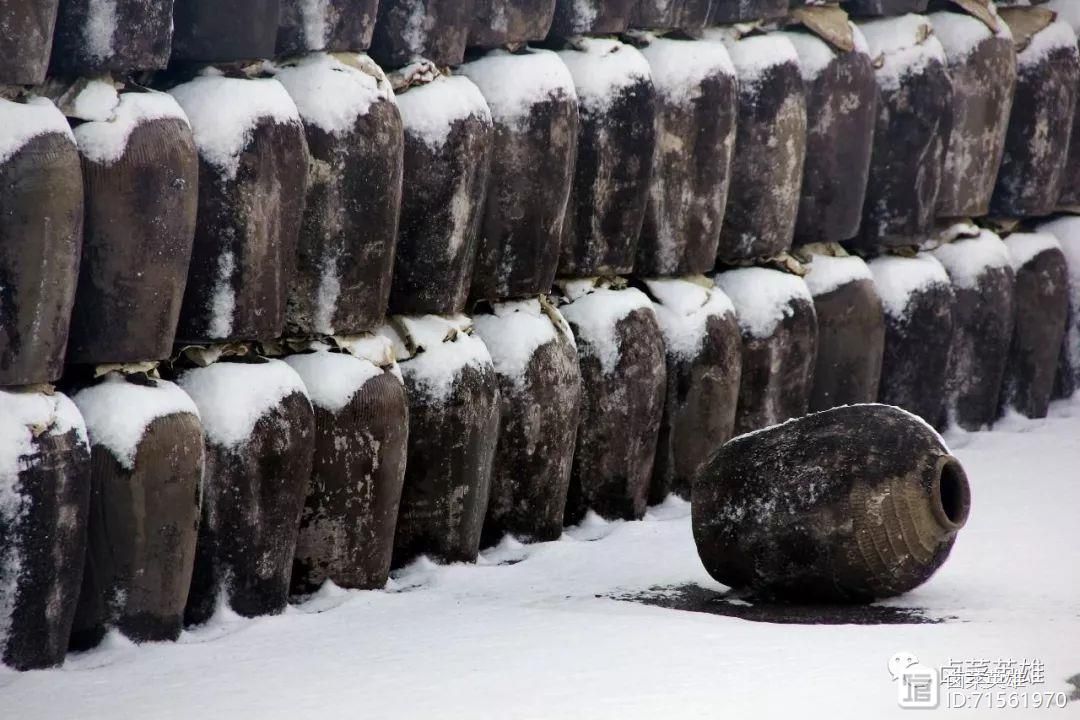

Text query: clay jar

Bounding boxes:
[693,403,970,602]
[65,85,199,365]
[644,278,742,503]
[69,375,203,647]
[390,69,493,315]
[177,358,315,625]
[286,346,409,593]
[555,38,656,278]
[0,389,90,670]
[990,11,1080,218]
[783,23,877,245]
[385,316,501,566]
[852,14,952,251]
[557,281,667,523]
[274,54,403,336]
[1000,233,1069,419]
[0,0,59,85]
[930,8,1016,219]
[868,253,955,428]
[708,29,806,262]
[714,267,818,435]
[168,74,309,344]
[635,36,738,276]
[802,252,885,411]
[171,0,281,64]
[370,0,474,69]
[473,299,582,544]
[276,0,379,55]
[51,0,174,75]
[0,96,84,386]
[459,49,579,301]
[931,230,1015,430]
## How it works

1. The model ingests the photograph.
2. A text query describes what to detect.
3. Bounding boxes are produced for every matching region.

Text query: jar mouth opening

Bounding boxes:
[932,455,971,530]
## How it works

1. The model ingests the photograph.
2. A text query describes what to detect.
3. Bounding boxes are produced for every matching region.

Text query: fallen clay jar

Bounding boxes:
[692,403,971,603]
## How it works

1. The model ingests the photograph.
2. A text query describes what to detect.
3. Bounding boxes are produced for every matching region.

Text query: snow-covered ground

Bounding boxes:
[3,397,1078,719]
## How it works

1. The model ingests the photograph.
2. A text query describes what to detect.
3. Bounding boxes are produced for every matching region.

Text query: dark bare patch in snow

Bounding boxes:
[616,584,951,625]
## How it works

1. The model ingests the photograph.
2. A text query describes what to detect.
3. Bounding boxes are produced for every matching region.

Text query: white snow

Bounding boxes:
[274,53,393,137]
[858,14,948,90]
[558,283,655,374]
[1046,0,1080,33]
[803,254,874,298]
[929,9,1010,63]
[0,97,75,166]
[1004,232,1062,270]
[72,375,200,470]
[567,0,599,34]
[83,0,118,62]
[177,360,310,450]
[931,230,1012,289]
[852,22,870,55]
[284,350,383,414]
[4,395,1079,719]
[458,49,577,127]
[1017,18,1078,68]
[472,299,565,387]
[335,333,398,369]
[645,278,735,361]
[382,316,493,402]
[0,390,87,482]
[714,267,813,339]
[298,0,332,50]
[868,253,951,319]
[395,73,492,150]
[69,78,120,122]
[705,29,800,87]
[73,86,191,166]
[168,75,302,180]
[399,0,431,58]
[208,251,236,340]
[639,36,735,104]
[313,254,341,336]
[556,38,653,114]
[782,30,837,82]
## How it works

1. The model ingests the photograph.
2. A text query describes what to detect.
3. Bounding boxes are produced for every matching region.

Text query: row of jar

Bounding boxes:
[4,0,995,85]
[4,219,1079,671]
[6,5,1080,385]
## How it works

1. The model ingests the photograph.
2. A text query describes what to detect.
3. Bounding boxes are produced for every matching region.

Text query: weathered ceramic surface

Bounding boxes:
[693,403,970,602]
